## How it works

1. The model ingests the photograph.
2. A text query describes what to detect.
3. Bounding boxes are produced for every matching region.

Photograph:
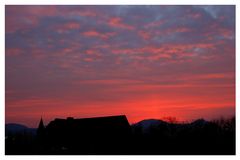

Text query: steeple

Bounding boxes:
[37,117,45,136]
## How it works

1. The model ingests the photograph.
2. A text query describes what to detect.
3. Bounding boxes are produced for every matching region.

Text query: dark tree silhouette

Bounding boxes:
[5,115,235,155]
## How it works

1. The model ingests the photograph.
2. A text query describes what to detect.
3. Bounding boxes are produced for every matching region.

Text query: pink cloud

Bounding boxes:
[51,22,81,34]
[111,42,217,63]
[8,99,53,107]
[174,27,192,33]
[188,13,202,19]
[144,20,165,28]
[6,48,23,56]
[184,73,235,81]
[73,79,141,86]
[83,57,94,62]
[83,30,116,39]
[69,10,97,17]
[155,27,192,36]
[84,49,101,57]
[108,17,134,30]
[138,30,151,40]
[6,5,58,33]
[218,28,234,39]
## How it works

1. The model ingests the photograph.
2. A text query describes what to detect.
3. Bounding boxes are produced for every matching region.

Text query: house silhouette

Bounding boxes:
[37,115,132,154]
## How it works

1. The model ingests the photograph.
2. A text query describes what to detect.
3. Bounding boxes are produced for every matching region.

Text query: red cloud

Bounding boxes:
[85,49,102,56]
[6,6,58,33]
[108,17,134,30]
[111,42,217,63]
[174,27,191,33]
[83,30,116,39]
[48,21,81,34]
[73,79,141,86]
[6,48,23,56]
[155,27,192,36]
[69,10,97,17]
[218,28,234,39]
[144,20,165,28]
[138,30,151,40]
[187,73,235,81]
[61,22,80,30]
[83,30,102,37]
[6,98,60,109]
[83,57,94,62]
[188,13,202,19]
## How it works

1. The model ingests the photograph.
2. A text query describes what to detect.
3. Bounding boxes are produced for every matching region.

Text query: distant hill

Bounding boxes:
[5,123,37,135]
[131,118,212,134]
[132,119,169,133]
[5,116,235,155]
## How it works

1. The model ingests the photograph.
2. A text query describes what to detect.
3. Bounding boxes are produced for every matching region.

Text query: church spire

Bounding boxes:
[37,117,45,136]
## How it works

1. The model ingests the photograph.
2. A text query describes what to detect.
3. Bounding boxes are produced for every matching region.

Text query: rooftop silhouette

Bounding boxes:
[6,115,235,155]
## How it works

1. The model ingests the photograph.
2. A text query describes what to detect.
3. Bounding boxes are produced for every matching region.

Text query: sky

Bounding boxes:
[5,5,235,127]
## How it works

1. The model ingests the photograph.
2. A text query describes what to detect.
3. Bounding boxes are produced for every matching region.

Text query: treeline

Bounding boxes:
[5,117,235,155]
[131,117,235,154]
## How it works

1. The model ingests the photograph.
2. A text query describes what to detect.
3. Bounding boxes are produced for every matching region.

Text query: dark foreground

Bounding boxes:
[5,116,235,155]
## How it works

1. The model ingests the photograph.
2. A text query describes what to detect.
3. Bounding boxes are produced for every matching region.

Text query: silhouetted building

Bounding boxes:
[44,115,132,154]
[37,117,45,137]
[5,116,235,155]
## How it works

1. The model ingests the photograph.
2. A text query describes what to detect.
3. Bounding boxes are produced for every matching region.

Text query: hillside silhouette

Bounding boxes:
[5,115,235,155]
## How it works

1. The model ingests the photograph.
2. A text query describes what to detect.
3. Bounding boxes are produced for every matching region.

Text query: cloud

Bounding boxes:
[5,5,235,127]
[6,48,23,56]
[108,17,135,30]
[51,21,81,34]
[82,30,116,40]
[138,30,151,40]
[5,5,58,33]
